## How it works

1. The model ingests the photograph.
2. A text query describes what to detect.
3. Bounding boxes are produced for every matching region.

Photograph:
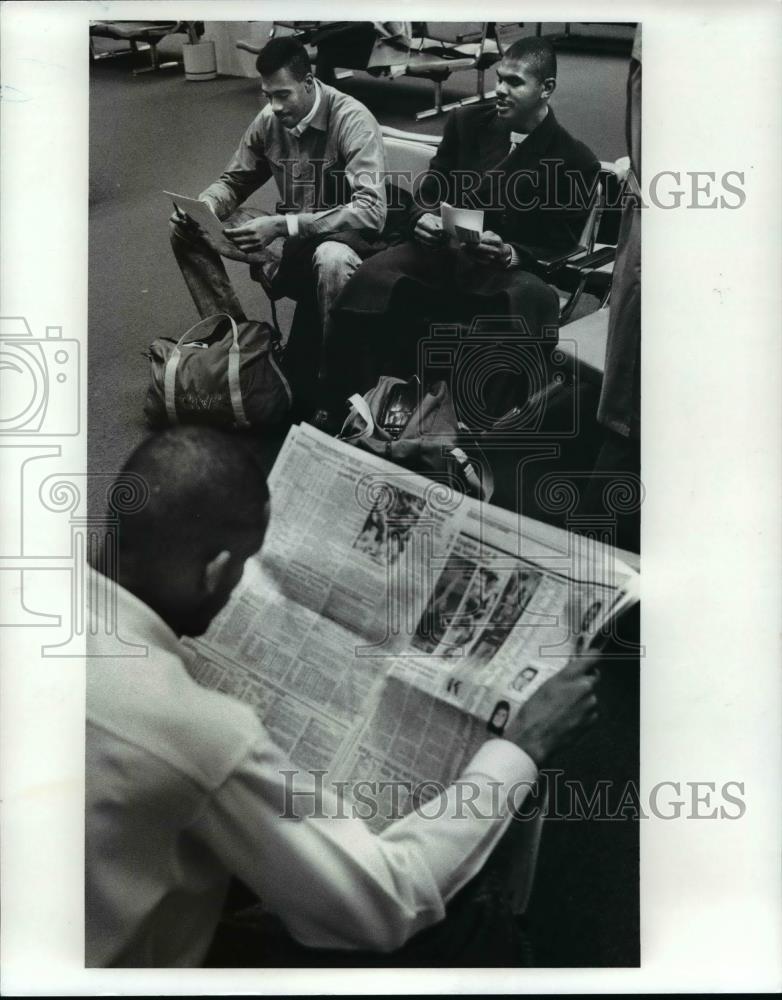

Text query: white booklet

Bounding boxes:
[440,201,484,245]
[163,190,237,255]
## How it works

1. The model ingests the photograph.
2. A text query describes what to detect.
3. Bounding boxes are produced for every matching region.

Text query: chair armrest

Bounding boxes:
[456,29,484,43]
[380,125,442,146]
[510,242,589,278]
[566,246,617,271]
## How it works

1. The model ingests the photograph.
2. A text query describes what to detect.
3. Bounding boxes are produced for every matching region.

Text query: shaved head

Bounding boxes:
[107,426,270,636]
[114,426,269,566]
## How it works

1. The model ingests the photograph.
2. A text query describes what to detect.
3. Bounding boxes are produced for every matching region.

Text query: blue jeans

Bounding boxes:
[169,207,361,378]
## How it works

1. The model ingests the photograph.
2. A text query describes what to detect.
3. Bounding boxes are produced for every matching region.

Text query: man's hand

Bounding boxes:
[467,230,513,267]
[223,216,286,254]
[413,212,446,247]
[170,205,201,234]
[505,652,601,767]
[170,195,221,234]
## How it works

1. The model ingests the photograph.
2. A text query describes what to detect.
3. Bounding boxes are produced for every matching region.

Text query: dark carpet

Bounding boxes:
[89,40,638,967]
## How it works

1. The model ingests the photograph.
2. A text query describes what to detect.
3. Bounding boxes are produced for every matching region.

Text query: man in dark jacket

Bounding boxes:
[319,36,600,425]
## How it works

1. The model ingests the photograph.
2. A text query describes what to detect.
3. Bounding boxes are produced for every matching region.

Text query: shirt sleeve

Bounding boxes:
[199,112,273,221]
[293,109,388,238]
[413,111,460,220]
[191,731,538,953]
[506,245,523,269]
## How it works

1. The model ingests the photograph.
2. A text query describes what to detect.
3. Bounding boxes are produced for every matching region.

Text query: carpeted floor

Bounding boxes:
[89,38,638,968]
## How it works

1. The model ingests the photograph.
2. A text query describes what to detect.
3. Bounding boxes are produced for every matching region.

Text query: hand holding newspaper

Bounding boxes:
[184,425,639,829]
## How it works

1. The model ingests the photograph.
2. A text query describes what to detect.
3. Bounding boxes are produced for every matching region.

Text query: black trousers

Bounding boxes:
[311,22,378,85]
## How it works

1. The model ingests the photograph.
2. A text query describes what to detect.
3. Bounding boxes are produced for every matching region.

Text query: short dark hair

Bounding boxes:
[113,426,270,564]
[504,36,557,82]
[256,36,312,81]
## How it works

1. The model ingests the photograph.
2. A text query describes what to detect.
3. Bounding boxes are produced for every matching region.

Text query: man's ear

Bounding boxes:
[542,76,557,100]
[203,549,233,597]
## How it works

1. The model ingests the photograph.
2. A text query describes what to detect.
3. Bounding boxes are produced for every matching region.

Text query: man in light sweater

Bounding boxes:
[86,426,599,966]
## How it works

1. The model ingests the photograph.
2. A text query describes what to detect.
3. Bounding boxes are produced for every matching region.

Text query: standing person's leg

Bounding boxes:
[582,429,641,553]
[168,207,282,322]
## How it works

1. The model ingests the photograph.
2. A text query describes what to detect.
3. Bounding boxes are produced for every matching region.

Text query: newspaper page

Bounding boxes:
[185,424,639,828]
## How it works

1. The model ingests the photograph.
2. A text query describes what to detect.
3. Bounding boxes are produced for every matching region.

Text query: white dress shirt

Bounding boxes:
[86,572,538,966]
[284,81,323,237]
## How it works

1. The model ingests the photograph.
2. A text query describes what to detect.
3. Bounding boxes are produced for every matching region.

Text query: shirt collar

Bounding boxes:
[289,79,323,137]
[87,566,183,660]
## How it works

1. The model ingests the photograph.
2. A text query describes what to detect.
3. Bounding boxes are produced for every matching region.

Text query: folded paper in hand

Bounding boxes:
[164,191,235,255]
[441,202,483,245]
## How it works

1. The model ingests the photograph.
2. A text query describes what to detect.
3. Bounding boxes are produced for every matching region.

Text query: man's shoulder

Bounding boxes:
[323,84,381,133]
[449,103,497,135]
[87,646,263,792]
[246,104,275,142]
[548,113,600,170]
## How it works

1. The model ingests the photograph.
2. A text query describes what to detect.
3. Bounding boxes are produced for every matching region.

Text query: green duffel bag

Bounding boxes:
[144,312,292,430]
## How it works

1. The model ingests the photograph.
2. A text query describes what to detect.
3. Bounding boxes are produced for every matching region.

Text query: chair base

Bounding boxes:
[131,42,181,76]
[415,79,446,120]
[132,59,181,76]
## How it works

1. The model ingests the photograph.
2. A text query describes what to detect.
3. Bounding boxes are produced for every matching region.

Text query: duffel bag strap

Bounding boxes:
[346,392,376,437]
[225,316,250,429]
[163,313,250,429]
[449,446,495,503]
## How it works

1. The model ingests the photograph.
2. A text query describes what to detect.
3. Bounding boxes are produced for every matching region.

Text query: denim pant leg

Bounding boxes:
[168,207,274,322]
[311,240,363,378]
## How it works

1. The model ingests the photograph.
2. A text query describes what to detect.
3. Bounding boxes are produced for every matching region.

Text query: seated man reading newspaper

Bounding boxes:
[86,426,615,967]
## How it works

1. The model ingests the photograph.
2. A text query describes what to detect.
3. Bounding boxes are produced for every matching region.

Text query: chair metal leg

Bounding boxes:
[459,69,498,108]
[458,67,483,107]
[442,89,465,113]
[90,37,138,61]
[132,39,182,76]
[558,274,588,325]
[416,79,445,120]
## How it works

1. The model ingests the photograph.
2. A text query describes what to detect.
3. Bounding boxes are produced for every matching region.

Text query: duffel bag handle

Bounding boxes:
[346,392,376,437]
[163,313,250,430]
[449,446,495,503]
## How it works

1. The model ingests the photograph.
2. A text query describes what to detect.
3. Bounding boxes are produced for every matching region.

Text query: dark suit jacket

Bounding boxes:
[414,104,601,261]
[334,105,599,320]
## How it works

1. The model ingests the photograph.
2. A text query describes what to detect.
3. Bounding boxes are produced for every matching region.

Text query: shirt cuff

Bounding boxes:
[285,214,300,238]
[506,245,522,269]
[461,738,538,809]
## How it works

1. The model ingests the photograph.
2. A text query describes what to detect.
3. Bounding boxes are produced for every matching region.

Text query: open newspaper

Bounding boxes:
[184,424,639,830]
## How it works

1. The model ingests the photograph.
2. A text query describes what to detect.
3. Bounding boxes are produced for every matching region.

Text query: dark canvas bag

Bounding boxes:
[144,313,292,430]
[339,376,494,501]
